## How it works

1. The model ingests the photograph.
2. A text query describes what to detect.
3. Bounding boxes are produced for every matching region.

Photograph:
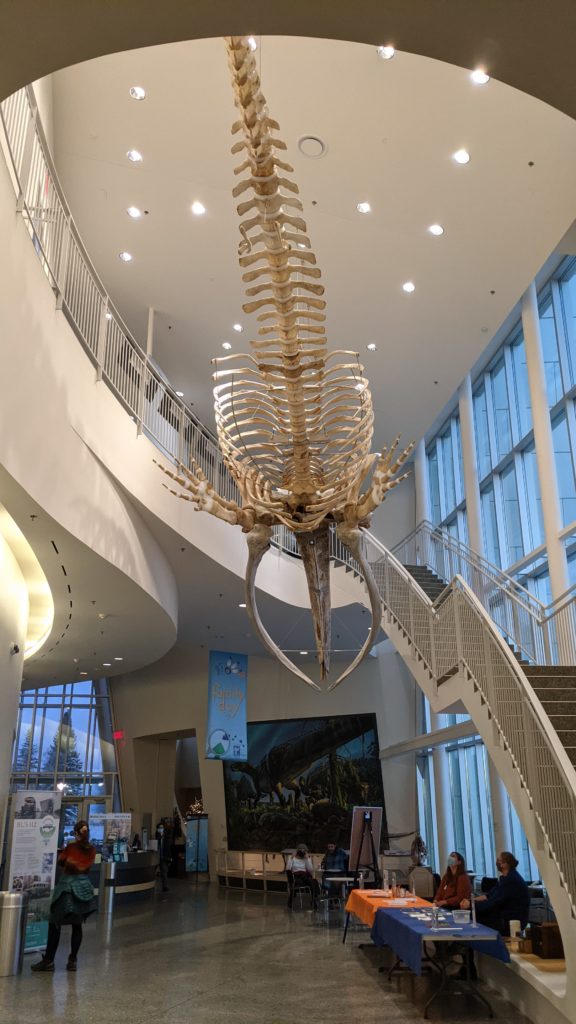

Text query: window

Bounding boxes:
[521,441,544,549]
[428,444,441,525]
[560,266,576,386]
[551,410,576,526]
[501,462,524,565]
[511,334,532,438]
[491,359,512,461]
[540,296,562,406]
[481,483,501,567]
[440,427,456,512]
[473,385,491,480]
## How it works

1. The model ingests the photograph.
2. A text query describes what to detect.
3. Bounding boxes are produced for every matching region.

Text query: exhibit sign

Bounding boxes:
[185,816,209,872]
[8,790,62,951]
[206,650,247,760]
[89,812,132,861]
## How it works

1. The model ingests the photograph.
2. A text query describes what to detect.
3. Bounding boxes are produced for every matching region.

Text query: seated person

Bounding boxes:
[286,845,320,909]
[434,851,472,908]
[321,841,348,895]
[461,851,530,935]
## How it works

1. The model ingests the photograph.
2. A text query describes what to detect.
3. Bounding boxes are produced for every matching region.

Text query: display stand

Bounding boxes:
[185,815,209,882]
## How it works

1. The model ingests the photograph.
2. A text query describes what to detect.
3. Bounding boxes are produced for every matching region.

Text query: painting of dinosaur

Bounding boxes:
[158,35,413,689]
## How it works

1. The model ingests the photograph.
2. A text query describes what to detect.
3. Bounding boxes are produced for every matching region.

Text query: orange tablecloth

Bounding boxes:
[345,890,431,927]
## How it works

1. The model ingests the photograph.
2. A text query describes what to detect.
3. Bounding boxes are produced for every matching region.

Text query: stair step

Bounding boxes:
[524,666,576,677]
[532,688,576,700]
[534,702,576,716]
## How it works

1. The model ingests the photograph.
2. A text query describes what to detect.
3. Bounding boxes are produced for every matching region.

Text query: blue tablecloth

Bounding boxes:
[370,908,510,976]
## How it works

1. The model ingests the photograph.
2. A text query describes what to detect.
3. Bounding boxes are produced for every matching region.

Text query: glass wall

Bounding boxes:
[426,256,576,584]
[11,679,120,807]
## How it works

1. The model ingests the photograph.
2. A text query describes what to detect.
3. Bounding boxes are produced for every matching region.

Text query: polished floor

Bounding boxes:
[0,881,533,1024]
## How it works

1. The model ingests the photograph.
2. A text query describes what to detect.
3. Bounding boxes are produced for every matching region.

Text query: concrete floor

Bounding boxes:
[0,880,533,1024]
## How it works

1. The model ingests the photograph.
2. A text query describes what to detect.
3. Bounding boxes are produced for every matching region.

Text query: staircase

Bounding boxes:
[402,564,448,603]
[524,666,576,769]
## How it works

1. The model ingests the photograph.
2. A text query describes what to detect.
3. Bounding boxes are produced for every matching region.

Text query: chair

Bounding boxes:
[409,865,435,899]
[286,869,313,910]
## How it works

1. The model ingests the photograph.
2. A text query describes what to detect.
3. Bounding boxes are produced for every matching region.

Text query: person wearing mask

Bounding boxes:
[32,820,96,973]
[286,844,320,909]
[155,820,171,892]
[321,840,348,896]
[434,852,472,908]
[461,851,530,935]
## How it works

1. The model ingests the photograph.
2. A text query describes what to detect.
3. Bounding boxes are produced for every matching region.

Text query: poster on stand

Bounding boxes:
[89,813,132,861]
[205,650,247,760]
[8,790,62,951]
[185,816,209,872]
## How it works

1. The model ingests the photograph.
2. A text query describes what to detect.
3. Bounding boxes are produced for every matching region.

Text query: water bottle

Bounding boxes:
[471,894,477,928]
[383,869,389,892]
[391,872,397,896]
[359,872,364,890]
[431,902,439,929]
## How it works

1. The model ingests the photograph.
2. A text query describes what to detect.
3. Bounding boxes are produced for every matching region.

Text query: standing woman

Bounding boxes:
[434,851,472,908]
[32,820,97,972]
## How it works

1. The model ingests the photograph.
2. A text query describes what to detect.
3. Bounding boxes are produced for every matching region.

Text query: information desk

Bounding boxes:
[89,851,159,903]
[370,906,510,1018]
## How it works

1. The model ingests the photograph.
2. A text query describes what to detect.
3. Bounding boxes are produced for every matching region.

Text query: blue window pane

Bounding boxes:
[481,483,501,567]
[501,462,524,565]
[540,298,562,407]
[473,385,491,479]
[428,445,441,525]
[491,359,512,460]
[454,417,464,504]
[560,270,576,386]
[552,410,576,526]
[440,428,456,513]
[522,441,544,548]
[511,335,532,437]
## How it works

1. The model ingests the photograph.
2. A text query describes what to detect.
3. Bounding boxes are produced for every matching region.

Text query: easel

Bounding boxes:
[342,810,382,943]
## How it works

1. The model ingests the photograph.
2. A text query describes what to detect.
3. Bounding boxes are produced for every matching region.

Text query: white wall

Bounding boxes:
[110,641,420,869]
[370,472,416,551]
[0,533,27,848]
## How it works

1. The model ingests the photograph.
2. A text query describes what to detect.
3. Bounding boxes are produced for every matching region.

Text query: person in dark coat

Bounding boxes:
[32,820,96,972]
[461,851,530,935]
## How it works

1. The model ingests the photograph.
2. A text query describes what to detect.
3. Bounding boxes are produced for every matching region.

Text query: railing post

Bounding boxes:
[429,609,437,681]
[542,618,552,666]
[96,299,109,382]
[453,587,464,670]
[54,212,72,310]
[136,359,147,436]
[408,588,415,656]
[15,99,37,214]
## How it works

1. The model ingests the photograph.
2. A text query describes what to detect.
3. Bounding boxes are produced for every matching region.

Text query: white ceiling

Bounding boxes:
[50,35,576,447]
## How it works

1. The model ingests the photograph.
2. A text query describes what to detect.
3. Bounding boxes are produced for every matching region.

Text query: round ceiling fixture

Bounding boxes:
[453,149,471,164]
[118,251,133,262]
[126,149,143,163]
[402,281,416,293]
[297,135,327,159]
[377,45,395,60]
[471,69,490,85]
[129,86,146,100]
[428,223,444,236]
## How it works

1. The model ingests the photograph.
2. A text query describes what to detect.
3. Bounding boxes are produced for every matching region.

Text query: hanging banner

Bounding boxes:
[205,650,248,760]
[185,816,209,872]
[8,791,62,951]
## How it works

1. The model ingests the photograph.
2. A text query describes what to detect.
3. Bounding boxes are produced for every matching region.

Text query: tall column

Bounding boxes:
[430,712,454,870]
[521,284,570,603]
[415,438,430,526]
[458,374,484,557]
[487,759,513,858]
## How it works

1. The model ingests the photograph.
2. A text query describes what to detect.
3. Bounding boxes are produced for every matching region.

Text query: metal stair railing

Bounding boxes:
[392,520,576,665]
[363,528,576,913]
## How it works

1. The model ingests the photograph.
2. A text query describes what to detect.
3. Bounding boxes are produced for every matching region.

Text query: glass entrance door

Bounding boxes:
[58,797,110,846]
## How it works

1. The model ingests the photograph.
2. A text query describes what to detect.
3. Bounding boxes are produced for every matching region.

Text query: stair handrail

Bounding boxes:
[393,520,546,611]
[363,528,576,912]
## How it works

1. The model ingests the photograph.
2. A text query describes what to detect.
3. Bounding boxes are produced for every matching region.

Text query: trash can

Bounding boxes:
[98,861,116,915]
[0,892,29,977]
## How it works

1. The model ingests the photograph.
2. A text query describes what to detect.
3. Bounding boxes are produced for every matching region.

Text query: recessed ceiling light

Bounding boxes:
[118,251,133,262]
[239,602,246,608]
[191,200,206,216]
[105,312,113,320]
[297,135,327,159]
[233,323,244,333]
[357,201,371,214]
[175,391,184,398]
[114,657,123,661]
[247,36,258,51]
[377,45,395,60]
[129,86,146,100]
[470,69,490,85]
[402,281,415,293]
[428,223,444,236]
[126,206,142,219]
[222,341,232,350]
[453,149,471,164]
[126,149,143,163]
[103,662,112,667]
[367,343,377,352]
[80,671,88,676]
[299,651,308,655]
